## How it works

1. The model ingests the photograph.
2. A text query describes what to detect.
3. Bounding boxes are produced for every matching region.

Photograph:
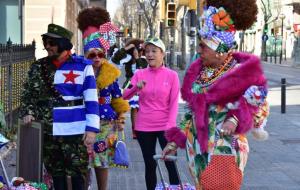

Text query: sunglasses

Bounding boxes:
[87,52,105,59]
[43,40,57,47]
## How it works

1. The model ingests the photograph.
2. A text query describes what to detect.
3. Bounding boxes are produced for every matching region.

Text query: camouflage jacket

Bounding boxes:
[19,56,57,128]
[19,55,100,135]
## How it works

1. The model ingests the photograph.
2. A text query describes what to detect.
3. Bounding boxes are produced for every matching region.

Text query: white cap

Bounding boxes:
[144,37,166,52]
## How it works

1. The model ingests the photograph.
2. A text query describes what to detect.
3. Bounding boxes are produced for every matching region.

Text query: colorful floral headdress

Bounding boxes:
[83,22,119,53]
[198,6,237,53]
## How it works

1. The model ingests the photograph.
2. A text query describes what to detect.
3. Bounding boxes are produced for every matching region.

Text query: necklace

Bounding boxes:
[194,54,236,93]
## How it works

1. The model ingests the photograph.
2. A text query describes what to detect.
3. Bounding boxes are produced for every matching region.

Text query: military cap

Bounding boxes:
[42,24,73,40]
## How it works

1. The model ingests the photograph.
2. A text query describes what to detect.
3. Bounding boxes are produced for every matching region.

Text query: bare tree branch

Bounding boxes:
[136,0,159,37]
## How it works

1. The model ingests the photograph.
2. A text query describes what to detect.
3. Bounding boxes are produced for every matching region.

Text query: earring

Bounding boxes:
[215,53,223,58]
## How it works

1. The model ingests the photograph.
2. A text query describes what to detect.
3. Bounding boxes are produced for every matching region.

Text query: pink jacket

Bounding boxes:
[123,66,180,132]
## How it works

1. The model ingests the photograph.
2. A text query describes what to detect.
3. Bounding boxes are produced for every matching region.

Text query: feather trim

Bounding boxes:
[96,59,121,89]
[111,98,130,114]
[165,127,187,149]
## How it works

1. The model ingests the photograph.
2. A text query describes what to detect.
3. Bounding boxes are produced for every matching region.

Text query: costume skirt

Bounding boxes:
[90,121,115,168]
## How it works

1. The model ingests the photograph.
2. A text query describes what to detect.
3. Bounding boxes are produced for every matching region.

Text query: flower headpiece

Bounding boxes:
[198,6,237,53]
[83,22,119,53]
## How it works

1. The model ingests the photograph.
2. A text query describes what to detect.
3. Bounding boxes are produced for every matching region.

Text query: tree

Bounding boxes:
[136,0,160,37]
[112,0,159,38]
[260,0,280,61]
[112,0,136,36]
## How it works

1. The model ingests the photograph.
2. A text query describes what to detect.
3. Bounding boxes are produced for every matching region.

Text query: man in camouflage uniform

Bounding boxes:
[19,24,100,190]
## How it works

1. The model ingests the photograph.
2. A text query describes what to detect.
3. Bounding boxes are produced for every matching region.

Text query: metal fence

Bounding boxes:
[0,39,36,128]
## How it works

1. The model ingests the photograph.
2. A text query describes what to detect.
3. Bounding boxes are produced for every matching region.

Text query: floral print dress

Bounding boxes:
[179,75,249,188]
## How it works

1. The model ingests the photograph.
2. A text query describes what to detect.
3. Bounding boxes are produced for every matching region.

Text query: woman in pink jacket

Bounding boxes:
[123,37,180,190]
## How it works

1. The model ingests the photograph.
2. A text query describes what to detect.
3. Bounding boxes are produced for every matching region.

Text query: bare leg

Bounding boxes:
[95,167,109,190]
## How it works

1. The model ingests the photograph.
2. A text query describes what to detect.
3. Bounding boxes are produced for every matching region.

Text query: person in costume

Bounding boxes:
[19,24,100,190]
[77,7,130,190]
[111,38,148,139]
[123,37,180,190]
[162,0,269,189]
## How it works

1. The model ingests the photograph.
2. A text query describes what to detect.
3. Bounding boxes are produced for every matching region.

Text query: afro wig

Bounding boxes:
[125,38,145,55]
[206,0,258,31]
[125,38,144,47]
[76,7,111,32]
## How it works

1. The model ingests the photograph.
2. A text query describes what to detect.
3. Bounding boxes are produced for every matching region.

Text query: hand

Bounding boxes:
[124,44,135,51]
[162,142,177,159]
[136,80,146,90]
[83,131,97,148]
[116,123,125,131]
[23,115,35,125]
[220,120,237,136]
[116,114,126,131]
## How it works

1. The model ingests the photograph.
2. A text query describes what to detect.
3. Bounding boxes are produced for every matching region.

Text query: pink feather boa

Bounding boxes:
[167,52,267,152]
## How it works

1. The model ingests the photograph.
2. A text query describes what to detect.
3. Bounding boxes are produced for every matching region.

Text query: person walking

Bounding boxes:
[111,39,148,139]
[77,7,130,190]
[163,1,269,189]
[123,37,180,190]
[19,24,100,190]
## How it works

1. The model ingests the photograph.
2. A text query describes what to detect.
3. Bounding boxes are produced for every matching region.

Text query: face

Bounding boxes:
[145,44,164,68]
[86,49,106,68]
[199,41,225,68]
[43,37,59,56]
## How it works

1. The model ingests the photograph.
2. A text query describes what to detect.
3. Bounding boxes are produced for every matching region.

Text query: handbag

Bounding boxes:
[110,131,130,168]
[200,137,243,190]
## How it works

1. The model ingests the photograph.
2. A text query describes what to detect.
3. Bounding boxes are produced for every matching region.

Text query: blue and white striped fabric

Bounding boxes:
[53,55,100,136]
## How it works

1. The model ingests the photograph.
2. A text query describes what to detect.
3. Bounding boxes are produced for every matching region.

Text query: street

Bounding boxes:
[1,61,300,189]
[100,62,300,190]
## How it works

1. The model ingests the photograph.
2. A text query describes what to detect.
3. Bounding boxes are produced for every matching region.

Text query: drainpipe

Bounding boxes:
[18,0,23,44]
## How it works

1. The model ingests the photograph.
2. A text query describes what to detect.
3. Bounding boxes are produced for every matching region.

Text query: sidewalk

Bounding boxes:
[100,105,300,190]
[263,57,300,68]
[101,67,300,189]
[1,66,300,189]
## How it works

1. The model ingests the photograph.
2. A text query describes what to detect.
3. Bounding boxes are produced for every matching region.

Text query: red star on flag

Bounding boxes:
[63,70,80,84]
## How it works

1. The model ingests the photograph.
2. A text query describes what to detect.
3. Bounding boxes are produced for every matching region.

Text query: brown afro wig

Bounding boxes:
[206,0,258,31]
[125,38,144,47]
[77,7,111,32]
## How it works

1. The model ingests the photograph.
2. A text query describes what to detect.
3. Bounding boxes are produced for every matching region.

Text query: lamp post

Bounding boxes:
[279,13,285,64]
[137,10,144,39]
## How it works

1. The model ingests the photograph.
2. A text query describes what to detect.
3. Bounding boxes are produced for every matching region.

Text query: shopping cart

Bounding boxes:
[153,154,195,190]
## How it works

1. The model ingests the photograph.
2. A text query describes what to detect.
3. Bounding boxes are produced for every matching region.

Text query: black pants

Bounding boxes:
[136,131,180,190]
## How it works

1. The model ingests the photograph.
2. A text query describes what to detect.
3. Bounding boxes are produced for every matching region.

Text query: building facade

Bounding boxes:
[239,0,300,59]
[0,0,21,44]
[22,0,89,58]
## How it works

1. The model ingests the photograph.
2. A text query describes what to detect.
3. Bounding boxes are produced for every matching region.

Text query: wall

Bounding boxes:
[23,0,85,59]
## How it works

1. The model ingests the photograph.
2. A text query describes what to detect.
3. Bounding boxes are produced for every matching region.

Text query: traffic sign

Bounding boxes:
[116,32,124,38]
[262,34,268,42]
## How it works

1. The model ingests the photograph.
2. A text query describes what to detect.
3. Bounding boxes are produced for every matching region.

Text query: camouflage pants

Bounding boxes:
[43,134,89,177]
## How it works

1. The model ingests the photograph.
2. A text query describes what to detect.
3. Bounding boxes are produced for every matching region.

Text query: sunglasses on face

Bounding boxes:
[43,39,57,47]
[87,52,105,59]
